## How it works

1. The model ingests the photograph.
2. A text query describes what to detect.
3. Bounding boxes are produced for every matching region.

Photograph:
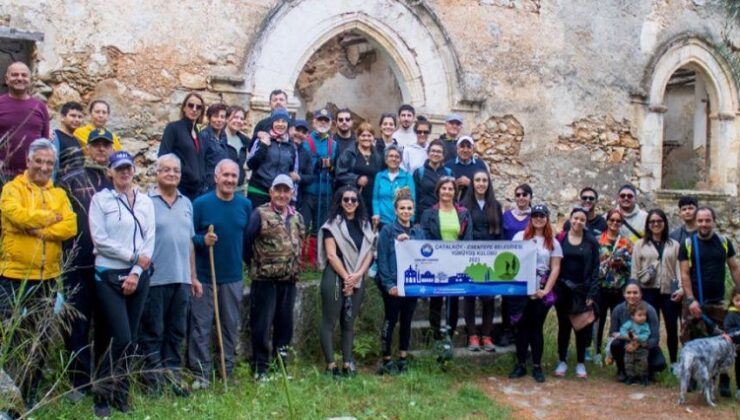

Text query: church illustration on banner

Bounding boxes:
[404,264,472,284]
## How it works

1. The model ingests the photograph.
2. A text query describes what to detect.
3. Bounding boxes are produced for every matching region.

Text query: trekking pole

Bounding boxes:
[208,225,228,390]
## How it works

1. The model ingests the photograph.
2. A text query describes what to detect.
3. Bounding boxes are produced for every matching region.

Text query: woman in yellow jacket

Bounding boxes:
[0,138,77,405]
[74,100,123,150]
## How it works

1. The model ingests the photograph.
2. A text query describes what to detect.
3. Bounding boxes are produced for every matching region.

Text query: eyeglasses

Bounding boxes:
[342,196,358,204]
[607,218,623,224]
[515,193,529,198]
[337,117,351,123]
[428,149,443,154]
[619,193,635,199]
[648,219,664,225]
[415,130,430,135]
[186,102,203,111]
[581,196,596,202]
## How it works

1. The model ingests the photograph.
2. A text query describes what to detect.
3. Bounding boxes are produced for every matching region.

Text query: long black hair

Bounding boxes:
[644,208,669,243]
[461,170,501,235]
[326,185,369,226]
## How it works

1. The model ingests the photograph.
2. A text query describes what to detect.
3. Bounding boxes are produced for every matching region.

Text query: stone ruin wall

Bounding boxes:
[2,0,740,242]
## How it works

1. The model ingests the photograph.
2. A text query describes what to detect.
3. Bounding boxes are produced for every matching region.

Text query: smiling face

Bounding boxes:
[428,144,444,165]
[380,116,396,137]
[580,190,597,211]
[358,130,374,149]
[569,211,587,233]
[395,198,414,224]
[606,212,623,235]
[270,92,287,110]
[618,188,636,212]
[457,141,473,161]
[647,213,665,236]
[215,161,239,197]
[623,283,642,306]
[61,108,84,132]
[385,149,401,170]
[26,148,55,186]
[313,117,331,134]
[341,191,359,217]
[632,309,647,325]
[228,110,245,132]
[272,118,289,135]
[437,180,456,204]
[399,110,414,129]
[415,123,430,145]
[473,172,489,198]
[5,62,30,96]
[445,120,461,138]
[270,184,293,210]
[156,158,181,189]
[696,209,715,238]
[514,187,531,209]
[111,164,134,190]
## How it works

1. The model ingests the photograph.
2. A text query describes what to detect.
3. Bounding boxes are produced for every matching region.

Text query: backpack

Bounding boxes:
[683,233,729,268]
[306,134,333,157]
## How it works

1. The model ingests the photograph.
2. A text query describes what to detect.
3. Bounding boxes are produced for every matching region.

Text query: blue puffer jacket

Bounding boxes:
[302,131,336,196]
[376,220,425,293]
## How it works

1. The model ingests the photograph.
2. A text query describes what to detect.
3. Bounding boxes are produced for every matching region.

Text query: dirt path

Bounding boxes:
[480,375,739,419]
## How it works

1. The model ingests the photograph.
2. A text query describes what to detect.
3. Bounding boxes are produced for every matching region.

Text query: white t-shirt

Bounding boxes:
[513,231,563,272]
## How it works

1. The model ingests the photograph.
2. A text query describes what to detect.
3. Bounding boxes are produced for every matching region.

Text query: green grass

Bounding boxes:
[39,358,510,419]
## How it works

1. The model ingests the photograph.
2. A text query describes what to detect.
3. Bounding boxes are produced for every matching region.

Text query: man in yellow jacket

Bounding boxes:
[0,138,77,405]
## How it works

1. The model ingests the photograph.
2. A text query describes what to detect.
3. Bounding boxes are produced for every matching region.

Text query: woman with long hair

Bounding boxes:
[335,122,384,212]
[376,188,424,374]
[593,208,633,366]
[502,183,533,240]
[317,186,375,377]
[508,204,562,383]
[89,151,155,417]
[554,207,600,379]
[375,113,397,156]
[631,209,681,365]
[158,92,207,200]
[460,170,502,352]
[421,177,472,351]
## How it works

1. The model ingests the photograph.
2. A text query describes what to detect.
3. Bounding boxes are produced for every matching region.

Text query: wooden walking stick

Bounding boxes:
[208,225,228,390]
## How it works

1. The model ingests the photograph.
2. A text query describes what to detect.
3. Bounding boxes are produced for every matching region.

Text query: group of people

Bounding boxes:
[1,61,740,418]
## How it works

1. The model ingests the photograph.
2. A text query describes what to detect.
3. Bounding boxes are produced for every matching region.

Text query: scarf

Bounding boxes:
[512,207,531,217]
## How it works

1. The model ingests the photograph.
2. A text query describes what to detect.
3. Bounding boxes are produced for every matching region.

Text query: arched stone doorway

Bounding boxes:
[637,37,739,195]
[243,0,471,126]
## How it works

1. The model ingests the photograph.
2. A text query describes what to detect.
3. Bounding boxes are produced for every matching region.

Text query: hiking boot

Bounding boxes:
[467,336,481,352]
[625,376,635,385]
[616,371,627,383]
[396,358,409,374]
[508,364,526,379]
[377,359,397,375]
[640,376,649,386]
[554,361,568,377]
[482,336,496,352]
[575,363,588,379]
[93,401,110,418]
[592,353,603,367]
[325,366,340,378]
[532,366,545,383]
[342,362,358,378]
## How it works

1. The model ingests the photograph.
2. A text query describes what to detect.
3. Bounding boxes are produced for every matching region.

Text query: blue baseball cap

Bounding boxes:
[313,108,332,121]
[108,151,134,169]
[294,119,309,130]
[88,128,114,144]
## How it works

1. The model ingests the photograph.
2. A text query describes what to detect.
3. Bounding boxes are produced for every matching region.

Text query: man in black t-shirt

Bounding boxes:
[678,206,740,397]
[53,101,85,176]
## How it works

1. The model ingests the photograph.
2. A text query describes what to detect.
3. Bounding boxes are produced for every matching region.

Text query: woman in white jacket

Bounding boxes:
[89,151,155,417]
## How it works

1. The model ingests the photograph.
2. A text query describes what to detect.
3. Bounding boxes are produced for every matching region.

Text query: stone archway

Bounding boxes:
[243,0,467,122]
[637,36,739,195]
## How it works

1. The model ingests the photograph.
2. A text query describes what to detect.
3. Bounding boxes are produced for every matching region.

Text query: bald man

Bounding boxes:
[0,62,50,180]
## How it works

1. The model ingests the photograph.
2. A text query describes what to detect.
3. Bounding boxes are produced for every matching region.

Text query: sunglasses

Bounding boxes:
[619,193,635,199]
[607,218,623,224]
[515,193,529,198]
[648,219,664,225]
[415,130,430,135]
[186,102,203,111]
[342,196,358,204]
[581,196,596,202]
[337,117,351,122]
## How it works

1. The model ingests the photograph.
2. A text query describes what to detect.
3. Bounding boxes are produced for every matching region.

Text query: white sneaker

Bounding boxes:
[554,361,568,377]
[575,363,588,379]
[592,353,603,367]
[191,378,210,390]
[735,390,740,400]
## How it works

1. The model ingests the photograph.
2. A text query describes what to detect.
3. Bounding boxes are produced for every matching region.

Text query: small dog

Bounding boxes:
[675,332,738,407]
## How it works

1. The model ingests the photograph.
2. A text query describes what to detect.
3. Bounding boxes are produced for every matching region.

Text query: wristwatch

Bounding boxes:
[685,296,695,305]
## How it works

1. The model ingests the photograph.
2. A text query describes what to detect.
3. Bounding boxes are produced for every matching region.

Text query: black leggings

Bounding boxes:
[656,293,681,363]
[429,297,459,340]
[380,287,418,358]
[514,299,550,365]
[595,287,623,354]
[555,289,592,363]
[464,296,494,337]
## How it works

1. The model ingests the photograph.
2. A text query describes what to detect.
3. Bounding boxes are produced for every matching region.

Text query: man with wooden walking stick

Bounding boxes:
[188,159,253,389]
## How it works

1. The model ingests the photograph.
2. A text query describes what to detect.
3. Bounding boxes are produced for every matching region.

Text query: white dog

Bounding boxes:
[674,333,737,407]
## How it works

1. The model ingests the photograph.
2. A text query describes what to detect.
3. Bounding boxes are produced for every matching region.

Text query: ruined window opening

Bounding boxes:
[293,30,403,126]
[661,66,711,190]
[0,38,34,95]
